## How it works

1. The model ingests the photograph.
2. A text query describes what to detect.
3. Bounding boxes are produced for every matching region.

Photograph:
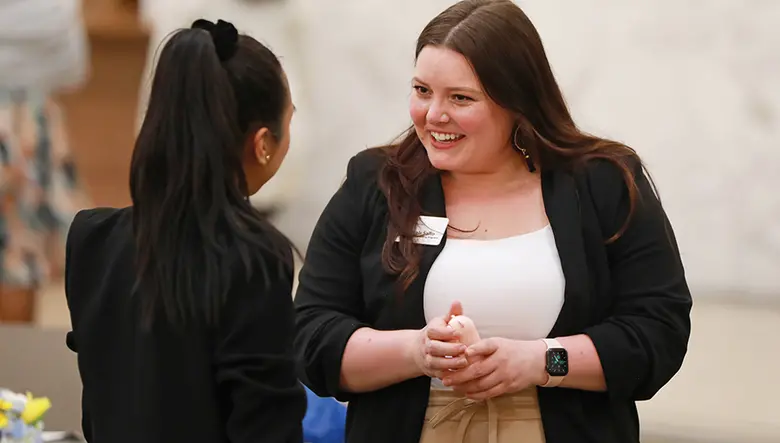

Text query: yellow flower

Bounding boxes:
[21,397,51,424]
[0,411,8,428]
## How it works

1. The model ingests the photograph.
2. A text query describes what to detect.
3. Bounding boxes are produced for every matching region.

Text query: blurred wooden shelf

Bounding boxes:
[57,0,149,207]
[82,0,148,40]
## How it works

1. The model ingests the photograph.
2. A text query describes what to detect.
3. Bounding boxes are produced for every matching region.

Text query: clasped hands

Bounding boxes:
[410,301,547,400]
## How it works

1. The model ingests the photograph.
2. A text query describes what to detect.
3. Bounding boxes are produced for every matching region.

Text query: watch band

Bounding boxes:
[541,338,564,388]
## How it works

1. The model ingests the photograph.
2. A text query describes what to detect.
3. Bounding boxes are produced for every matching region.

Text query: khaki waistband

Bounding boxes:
[426,388,541,443]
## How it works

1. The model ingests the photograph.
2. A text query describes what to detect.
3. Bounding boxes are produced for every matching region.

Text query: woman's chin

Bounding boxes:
[425,148,462,172]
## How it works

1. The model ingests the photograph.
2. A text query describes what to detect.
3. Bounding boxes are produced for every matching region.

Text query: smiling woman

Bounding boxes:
[294,1,692,443]
[409,48,515,173]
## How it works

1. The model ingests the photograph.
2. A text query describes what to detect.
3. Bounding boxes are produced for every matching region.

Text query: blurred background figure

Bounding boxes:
[0,0,91,323]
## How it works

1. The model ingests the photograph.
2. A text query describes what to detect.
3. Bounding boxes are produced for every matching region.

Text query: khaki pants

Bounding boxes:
[420,388,546,443]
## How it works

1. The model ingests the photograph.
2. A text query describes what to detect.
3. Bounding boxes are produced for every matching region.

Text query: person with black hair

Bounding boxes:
[63,19,306,443]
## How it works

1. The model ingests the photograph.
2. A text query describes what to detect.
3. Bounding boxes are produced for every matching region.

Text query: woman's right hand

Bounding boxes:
[409,301,470,379]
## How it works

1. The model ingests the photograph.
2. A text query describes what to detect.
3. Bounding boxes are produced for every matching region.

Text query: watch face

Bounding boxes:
[546,348,569,376]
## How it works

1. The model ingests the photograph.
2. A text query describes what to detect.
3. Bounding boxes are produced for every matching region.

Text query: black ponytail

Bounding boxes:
[130,20,291,329]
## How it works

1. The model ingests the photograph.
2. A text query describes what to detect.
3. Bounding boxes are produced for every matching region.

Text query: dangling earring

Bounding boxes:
[512,125,536,173]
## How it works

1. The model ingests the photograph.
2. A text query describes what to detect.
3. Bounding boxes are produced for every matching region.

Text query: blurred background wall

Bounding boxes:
[2,0,778,442]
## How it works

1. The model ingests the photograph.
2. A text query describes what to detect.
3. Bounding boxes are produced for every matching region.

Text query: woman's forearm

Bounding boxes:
[339,327,423,393]
[555,334,607,391]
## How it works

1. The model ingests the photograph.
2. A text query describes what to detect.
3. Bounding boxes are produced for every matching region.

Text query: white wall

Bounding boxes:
[140,0,780,297]
[520,0,780,296]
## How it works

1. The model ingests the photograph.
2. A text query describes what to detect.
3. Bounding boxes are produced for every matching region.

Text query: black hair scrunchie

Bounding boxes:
[191,19,239,62]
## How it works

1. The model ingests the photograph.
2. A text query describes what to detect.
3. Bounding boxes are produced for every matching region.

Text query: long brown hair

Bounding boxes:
[379,0,644,291]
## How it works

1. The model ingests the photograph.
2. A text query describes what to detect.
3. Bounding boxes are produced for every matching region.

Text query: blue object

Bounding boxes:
[302,385,347,443]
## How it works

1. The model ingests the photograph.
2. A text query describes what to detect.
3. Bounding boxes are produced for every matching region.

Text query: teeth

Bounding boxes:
[431,132,464,142]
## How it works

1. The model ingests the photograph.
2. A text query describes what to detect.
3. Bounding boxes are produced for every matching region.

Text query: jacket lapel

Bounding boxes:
[542,169,592,337]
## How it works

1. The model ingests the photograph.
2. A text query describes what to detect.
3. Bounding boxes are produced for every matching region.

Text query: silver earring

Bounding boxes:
[512,126,536,173]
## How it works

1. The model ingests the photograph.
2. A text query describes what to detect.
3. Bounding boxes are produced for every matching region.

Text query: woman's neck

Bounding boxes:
[441,156,538,197]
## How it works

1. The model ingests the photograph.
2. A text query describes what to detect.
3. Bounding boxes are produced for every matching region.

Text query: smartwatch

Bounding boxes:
[541,338,568,387]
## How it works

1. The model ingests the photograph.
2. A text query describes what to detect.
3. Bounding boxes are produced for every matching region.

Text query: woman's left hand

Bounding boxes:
[441,338,547,400]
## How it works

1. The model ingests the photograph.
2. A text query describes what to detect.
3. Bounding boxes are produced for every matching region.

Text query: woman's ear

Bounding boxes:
[252,127,272,165]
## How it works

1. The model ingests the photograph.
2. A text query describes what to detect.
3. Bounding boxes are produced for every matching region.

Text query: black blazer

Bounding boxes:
[294,148,692,443]
[64,207,306,443]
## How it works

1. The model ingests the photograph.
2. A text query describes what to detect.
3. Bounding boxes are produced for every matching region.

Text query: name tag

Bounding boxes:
[395,216,449,246]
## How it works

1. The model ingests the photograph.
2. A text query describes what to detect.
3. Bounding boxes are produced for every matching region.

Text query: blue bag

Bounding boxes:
[302,385,347,443]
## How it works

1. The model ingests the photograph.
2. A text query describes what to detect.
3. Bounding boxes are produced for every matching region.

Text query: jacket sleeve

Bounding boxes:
[294,153,375,401]
[214,258,307,443]
[64,209,96,442]
[581,159,693,401]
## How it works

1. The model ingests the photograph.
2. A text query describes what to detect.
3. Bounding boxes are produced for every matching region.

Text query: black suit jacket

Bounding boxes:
[294,148,692,443]
[65,207,306,443]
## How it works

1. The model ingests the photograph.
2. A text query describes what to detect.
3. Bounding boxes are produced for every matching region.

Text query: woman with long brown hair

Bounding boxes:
[294,1,692,442]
